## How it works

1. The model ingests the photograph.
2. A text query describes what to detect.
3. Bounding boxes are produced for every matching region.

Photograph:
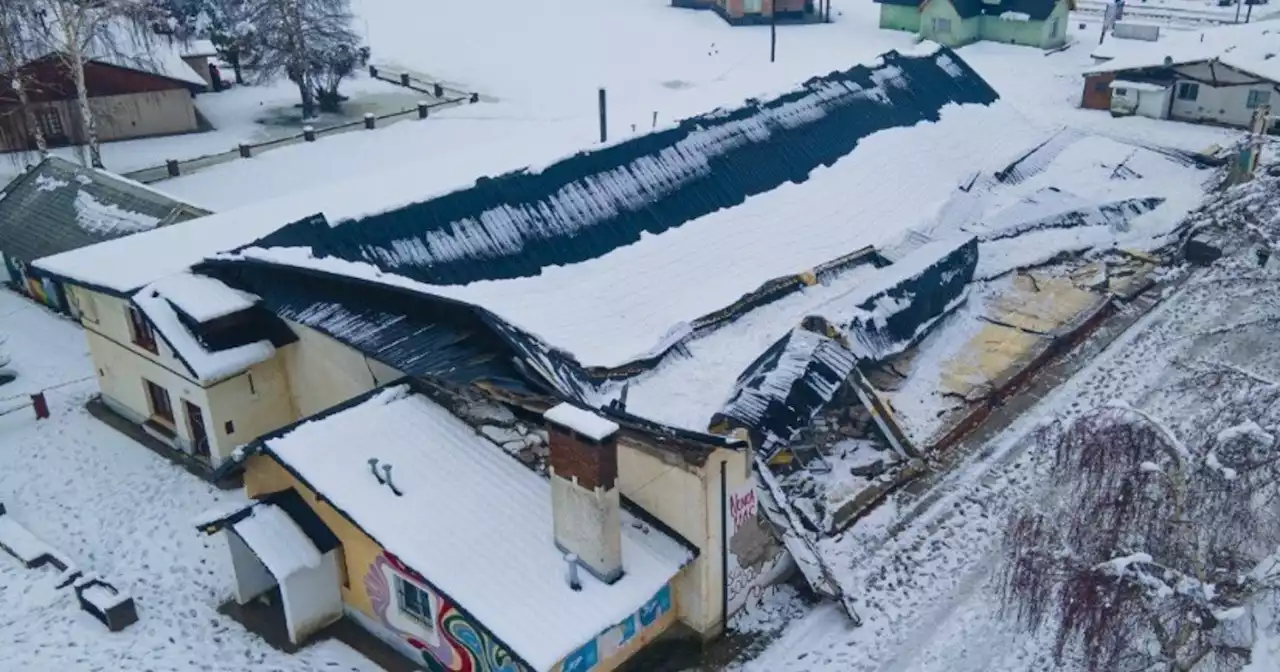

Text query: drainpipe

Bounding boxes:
[719,460,729,627]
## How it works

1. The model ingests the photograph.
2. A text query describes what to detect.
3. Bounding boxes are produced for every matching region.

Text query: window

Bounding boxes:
[1114,87,1129,96]
[1094,79,1110,93]
[1247,89,1272,109]
[395,577,434,630]
[143,379,174,424]
[127,305,157,353]
[35,109,65,140]
[75,289,98,323]
[1176,82,1200,101]
[931,17,951,34]
[247,372,257,397]
[1049,17,1060,37]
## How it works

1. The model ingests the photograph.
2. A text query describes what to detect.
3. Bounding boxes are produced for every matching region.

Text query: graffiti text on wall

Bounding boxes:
[365,551,524,672]
[725,480,782,615]
[560,584,672,672]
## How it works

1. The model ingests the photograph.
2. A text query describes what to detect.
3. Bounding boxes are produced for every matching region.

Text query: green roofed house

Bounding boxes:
[876,0,1071,50]
[0,156,210,315]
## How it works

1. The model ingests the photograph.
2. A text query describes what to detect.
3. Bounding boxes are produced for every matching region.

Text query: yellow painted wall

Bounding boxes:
[204,356,299,460]
[84,325,210,434]
[76,287,299,465]
[244,456,386,615]
[246,455,681,672]
[81,289,193,379]
[278,323,405,419]
[617,439,754,639]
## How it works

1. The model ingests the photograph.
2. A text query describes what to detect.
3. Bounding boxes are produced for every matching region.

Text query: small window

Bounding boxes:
[1247,89,1271,109]
[78,290,98,323]
[1114,87,1129,96]
[1094,80,1110,93]
[224,420,235,434]
[143,379,174,424]
[1049,17,1060,37]
[35,108,65,140]
[127,305,157,353]
[1176,82,1200,101]
[247,372,257,397]
[395,577,435,630]
[931,17,952,34]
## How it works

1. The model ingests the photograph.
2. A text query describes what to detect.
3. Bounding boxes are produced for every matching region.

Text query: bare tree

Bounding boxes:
[27,0,163,168]
[1000,393,1280,672]
[0,0,48,157]
[242,0,358,119]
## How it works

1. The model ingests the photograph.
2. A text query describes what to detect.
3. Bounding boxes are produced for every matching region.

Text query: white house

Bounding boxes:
[1081,20,1280,128]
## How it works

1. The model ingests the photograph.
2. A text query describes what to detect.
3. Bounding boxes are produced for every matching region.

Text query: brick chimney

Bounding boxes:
[544,402,623,584]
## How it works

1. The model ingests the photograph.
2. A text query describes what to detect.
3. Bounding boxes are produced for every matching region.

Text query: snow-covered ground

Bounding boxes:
[731,171,1280,671]
[139,0,1245,210]
[0,290,380,672]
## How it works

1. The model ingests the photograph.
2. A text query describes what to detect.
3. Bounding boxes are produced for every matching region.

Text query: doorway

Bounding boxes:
[184,401,210,461]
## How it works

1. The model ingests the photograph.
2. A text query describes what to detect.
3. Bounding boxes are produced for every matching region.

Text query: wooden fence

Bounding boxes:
[123,67,480,185]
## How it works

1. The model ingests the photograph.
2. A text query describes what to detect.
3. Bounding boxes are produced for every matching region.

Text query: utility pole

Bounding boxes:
[1234,0,1242,23]
[598,88,607,143]
[770,3,777,63]
[1246,0,1255,22]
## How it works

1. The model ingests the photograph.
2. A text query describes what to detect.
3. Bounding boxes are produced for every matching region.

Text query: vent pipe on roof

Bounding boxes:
[368,458,384,484]
[565,553,582,591]
[381,463,402,497]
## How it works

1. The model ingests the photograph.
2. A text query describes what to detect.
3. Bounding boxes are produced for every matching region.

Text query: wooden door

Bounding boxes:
[184,401,210,460]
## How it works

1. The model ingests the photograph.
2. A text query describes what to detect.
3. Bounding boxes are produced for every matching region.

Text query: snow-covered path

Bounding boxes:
[741,246,1280,672]
[0,291,380,672]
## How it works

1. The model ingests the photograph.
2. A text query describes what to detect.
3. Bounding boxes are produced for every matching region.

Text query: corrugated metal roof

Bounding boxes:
[199,261,543,395]
[240,46,1000,288]
[0,156,209,263]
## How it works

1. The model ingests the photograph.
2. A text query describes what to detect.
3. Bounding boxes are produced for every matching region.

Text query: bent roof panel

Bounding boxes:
[222,48,1046,368]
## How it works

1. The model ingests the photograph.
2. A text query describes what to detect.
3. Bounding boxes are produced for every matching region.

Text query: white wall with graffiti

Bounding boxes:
[724,480,790,615]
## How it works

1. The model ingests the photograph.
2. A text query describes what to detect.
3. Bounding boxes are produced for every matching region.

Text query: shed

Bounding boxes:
[0,156,210,314]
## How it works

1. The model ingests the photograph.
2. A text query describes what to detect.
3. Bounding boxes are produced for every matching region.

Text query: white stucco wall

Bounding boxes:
[1169,63,1277,128]
[205,357,298,461]
[229,531,276,605]
[280,550,344,644]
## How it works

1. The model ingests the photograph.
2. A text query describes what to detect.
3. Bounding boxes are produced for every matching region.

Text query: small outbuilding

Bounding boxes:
[1080,21,1280,128]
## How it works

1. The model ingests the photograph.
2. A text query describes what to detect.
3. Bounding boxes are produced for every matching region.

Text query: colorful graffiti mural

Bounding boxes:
[365,551,525,672]
[560,585,672,672]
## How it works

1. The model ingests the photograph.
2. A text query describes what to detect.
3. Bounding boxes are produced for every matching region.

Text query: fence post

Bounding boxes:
[31,392,48,421]
[470,92,480,104]
[165,160,179,178]
[400,73,410,87]
[417,101,429,119]
[364,113,376,130]
[303,126,316,142]
[238,143,251,159]
[369,64,378,79]
[433,83,443,98]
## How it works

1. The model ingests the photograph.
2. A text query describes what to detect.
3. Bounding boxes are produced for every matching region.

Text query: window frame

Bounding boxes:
[127,305,158,353]
[931,17,952,34]
[395,576,435,631]
[1247,89,1271,109]
[143,378,174,425]
[1176,81,1200,102]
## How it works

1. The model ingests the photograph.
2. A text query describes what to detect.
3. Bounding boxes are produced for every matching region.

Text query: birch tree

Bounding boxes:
[1000,395,1280,671]
[0,1,48,156]
[29,0,163,168]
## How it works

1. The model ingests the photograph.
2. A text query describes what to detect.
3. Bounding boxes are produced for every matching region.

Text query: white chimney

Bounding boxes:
[544,403,623,584]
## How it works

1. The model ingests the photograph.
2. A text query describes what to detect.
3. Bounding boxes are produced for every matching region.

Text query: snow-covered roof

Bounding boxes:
[151,272,259,323]
[258,385,692,672]
[212,48,1045,371]
[544,403,620,440]
[230,504,322,579]
[0,156,207,265]
[133,281,275,384]
[1110,79,1168,92]
[1085,20,1280,82]
[180,39,218,58]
